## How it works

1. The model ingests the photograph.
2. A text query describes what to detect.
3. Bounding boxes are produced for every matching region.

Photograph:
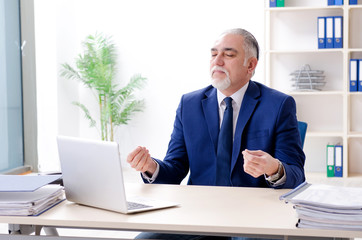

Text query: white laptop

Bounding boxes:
[56,135,178,214]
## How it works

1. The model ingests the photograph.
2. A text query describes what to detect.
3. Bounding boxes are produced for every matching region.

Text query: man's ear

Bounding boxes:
[247,57,258,74]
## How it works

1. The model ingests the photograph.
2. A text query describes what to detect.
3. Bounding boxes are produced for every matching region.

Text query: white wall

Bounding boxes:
[34,0,265,172]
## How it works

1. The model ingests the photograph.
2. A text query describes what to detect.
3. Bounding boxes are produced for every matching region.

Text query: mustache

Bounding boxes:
[210,66,229,77]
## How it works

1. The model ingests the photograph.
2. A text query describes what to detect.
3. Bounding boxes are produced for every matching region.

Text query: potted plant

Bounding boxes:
[60,33,146,141]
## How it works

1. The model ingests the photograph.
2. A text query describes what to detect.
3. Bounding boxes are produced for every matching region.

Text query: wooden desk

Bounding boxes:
[0,183,360,239]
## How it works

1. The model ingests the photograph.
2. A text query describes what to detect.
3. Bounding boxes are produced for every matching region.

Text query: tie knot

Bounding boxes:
[224,97,233,108]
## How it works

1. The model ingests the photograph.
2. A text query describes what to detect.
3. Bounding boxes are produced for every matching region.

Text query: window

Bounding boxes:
[0,0,24,172]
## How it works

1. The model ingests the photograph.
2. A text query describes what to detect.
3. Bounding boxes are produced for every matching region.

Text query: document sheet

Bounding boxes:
[0,185,65,216]
[0,174,62,192]
[280,182,362,231]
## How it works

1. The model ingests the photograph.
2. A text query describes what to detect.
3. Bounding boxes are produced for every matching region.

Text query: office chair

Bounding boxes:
[298,121,308,149]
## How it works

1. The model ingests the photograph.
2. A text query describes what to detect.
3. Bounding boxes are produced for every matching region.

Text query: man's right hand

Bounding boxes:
[127,146,157,176]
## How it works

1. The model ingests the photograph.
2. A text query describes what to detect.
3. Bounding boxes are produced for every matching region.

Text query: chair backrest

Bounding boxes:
[298,121,308,149]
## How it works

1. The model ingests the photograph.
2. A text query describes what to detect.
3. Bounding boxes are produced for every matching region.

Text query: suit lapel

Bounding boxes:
[231,81,260,170]
[202,87,219,154]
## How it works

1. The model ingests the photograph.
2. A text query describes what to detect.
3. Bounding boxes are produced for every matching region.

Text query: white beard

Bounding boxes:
[210,66,231,91]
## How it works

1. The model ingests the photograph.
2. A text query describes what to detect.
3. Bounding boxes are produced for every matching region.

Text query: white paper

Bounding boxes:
[0,185,64,216]
[290,184,362,210]
[0,174,62,192]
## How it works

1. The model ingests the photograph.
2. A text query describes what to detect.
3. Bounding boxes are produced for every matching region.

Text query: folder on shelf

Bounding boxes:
[335,0,344,5]
[349,0,357,4]
[334,145,343,177]
[328,0,335,5]
[359,59,362,92]
[270,0,277,7]
[350,59,358,92]
[318,17,326,49]
[333,16,343,48]
[325,17,334,48]
[326,144,335,177]
[276,0,284,7]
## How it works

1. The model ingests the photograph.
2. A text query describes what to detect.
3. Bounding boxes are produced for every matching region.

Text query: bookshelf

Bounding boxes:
[264,0,362,179]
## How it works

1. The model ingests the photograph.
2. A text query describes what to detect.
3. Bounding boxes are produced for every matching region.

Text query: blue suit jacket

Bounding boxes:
[147,81,305,189]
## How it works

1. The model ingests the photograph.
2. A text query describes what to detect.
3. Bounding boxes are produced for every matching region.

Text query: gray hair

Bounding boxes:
[221,28,259,65]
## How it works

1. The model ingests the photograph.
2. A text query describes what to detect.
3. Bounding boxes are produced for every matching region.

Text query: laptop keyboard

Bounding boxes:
[127,201,152,210]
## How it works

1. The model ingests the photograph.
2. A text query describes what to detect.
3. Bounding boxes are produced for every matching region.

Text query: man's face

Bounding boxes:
[210,33,253,95]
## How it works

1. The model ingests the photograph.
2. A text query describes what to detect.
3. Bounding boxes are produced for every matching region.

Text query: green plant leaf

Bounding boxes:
[59,63,83,83]
[72,102,97,128]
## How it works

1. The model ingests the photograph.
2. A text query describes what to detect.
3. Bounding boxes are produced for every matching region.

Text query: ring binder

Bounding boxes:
[326,17,334,48]
[350,59,358,92]
[318,17,326,49]
[333,16,343,48]
[334,145,343,177]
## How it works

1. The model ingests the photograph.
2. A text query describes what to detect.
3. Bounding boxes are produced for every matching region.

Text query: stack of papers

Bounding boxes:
[0,185,64,216]
[280,182,362,231]
[0,174,65,216]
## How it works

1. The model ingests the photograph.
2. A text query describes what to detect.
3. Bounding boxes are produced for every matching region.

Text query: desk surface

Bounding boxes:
[0,183,360,238]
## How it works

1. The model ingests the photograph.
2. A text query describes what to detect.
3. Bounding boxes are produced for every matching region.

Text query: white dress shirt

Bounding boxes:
[216,82,249,139]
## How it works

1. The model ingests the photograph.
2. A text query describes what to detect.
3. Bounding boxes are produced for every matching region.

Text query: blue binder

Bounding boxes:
[334,145,343,177]
[350,59,358,92]
[333,16,343,48]
[350,0,357,4]
[325,17,334,48]
[335,0,344,5]
[328,0,335,5]
[318,17,326,49]
[270,0,277,7]
[358,60,362,92]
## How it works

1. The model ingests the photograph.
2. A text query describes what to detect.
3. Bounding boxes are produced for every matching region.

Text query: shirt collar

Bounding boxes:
[217,81,249,108]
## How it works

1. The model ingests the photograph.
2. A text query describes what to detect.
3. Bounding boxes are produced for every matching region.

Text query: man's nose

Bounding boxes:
[213,54,224,66]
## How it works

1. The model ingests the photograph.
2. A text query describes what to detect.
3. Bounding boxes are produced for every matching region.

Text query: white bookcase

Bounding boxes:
[264,0,362,179]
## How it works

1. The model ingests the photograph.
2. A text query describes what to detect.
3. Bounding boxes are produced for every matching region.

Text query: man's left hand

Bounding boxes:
[242,149,280,178]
